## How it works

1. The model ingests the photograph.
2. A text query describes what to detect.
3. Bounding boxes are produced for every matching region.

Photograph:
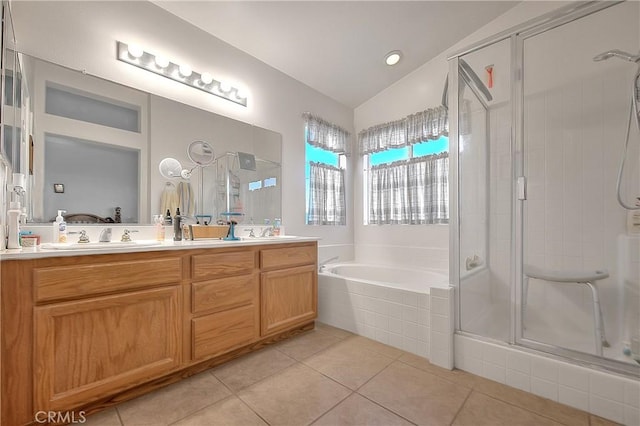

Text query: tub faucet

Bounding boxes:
[99,227,112,243]
[319,256,339,273]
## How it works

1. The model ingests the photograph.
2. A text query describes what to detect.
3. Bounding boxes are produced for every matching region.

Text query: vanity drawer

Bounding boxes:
[192,274,258,315]
[192,250,257,281]
[260,244,317,270]
[34,257,183,303]
[192,304,259,360]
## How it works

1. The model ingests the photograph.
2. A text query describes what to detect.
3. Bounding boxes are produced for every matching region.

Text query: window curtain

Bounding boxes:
[359,105,448,155]
[307,162,346,225]
[358,117,407,154]
[369,153,449,224]
[303,112,351,154]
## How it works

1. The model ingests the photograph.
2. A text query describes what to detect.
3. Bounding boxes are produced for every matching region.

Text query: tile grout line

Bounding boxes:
[209,362,274,426]
[448,387,474,426]
[306,391,356,426]
[165,394,236,426]
[210,350,298,393]
[394,356,474,389]
[115,406,125,426]
[470,387,587,426]
[351,361,419,425]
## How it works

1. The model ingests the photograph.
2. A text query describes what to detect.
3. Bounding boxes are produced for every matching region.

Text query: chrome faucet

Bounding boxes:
[318,256,339,272]
[244,228,256,238]
[99,227,112,242]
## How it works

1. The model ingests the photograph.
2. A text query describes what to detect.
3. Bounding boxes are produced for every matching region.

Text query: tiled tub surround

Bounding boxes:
[455,334,640,425]
[318,263,454,369]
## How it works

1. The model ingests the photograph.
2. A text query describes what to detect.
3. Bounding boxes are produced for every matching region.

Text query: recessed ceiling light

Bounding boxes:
[385,50,402,66]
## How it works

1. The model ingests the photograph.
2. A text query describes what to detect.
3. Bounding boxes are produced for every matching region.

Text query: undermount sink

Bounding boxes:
[240,235,298,241]
[43,241,162,250]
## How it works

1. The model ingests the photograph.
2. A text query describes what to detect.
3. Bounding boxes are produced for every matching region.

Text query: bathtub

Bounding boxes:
[318,262,452,360]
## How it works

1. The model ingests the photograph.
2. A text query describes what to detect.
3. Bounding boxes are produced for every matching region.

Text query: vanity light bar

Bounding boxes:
[116,41,248,107]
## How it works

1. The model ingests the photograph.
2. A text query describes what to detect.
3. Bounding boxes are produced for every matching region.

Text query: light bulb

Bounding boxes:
[128,44,144,59]
[179,64,192,78]
[219,80,232,92]
[385,50,402,66]
[200,72,213,85]
[235,87,247,100]
[155,55,169,69]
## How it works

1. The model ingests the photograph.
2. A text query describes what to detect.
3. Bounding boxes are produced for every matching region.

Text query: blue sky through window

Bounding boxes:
[369,136,448,166]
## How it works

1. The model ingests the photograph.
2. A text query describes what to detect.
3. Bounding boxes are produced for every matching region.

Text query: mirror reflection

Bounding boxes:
[15,53,282,225]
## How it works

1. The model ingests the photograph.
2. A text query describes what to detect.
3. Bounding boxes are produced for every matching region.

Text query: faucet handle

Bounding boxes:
[243,228,256,238]
[121,229,138,242]
[78,230,90,244]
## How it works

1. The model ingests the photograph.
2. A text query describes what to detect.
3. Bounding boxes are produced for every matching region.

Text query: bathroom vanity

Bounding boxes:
[0,238,318,425]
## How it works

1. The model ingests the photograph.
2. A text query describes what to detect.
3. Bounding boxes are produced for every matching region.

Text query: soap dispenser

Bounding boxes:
[53,210,66,243]
[7,202,22,249]
[173,208,182,241]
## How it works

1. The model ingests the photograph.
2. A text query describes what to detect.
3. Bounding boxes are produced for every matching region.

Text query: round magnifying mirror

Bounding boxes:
[187,140,215,167]
[158,158,184,179]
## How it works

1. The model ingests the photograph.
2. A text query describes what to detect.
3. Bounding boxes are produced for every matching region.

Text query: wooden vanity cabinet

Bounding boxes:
[34,286,182,411]
[190,249,260,361]
[260,244,318,336]
[32,253,184,414]
[0,241,317,425]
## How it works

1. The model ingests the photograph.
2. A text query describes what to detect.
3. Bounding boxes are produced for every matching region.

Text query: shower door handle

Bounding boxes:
[517,176,527,200]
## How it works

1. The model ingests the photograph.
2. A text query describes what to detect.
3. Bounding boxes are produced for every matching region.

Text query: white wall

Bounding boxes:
[353,1,570,273]
[11,1,354,254]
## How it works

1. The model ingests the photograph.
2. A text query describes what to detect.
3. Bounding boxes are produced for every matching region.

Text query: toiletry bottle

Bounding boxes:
[173,208,182,241]
[53,210,66,243]
[165,209,173,226]
[182,223,190,241]
[58,214,68,243]
[7,202,22,249]
[273,218,281,236]
[154,215,166,241]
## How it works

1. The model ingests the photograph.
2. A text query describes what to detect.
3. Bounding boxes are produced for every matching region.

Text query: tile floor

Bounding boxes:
[84,323,619,426]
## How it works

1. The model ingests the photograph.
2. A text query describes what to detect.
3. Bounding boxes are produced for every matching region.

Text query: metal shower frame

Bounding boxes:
[448,1,638,377]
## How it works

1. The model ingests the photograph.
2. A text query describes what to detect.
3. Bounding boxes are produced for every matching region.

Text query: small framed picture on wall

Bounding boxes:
[53,183,64,193]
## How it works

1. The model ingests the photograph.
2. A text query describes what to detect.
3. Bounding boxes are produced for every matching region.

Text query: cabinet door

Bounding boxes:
[34,286,181,411]
[261,265,317,336]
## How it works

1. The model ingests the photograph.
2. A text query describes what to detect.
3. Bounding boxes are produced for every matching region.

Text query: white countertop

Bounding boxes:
[0,236,320,260]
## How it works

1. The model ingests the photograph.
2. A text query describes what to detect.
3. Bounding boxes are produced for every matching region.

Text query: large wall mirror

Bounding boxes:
[15,53,282,225]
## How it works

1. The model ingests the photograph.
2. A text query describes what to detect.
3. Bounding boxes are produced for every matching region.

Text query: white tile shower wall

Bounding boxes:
[317,275,434,358]
[455,335,640,425]
[521,2,640,353]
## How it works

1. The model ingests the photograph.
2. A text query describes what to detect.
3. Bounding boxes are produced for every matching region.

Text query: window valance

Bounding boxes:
[303,112,351,154]
[359,105,448,155]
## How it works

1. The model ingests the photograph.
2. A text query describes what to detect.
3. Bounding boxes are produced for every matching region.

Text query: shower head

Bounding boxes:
[593,49,640,63]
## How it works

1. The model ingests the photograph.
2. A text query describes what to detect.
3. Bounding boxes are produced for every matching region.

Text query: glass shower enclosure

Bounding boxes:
[451,1,640,375]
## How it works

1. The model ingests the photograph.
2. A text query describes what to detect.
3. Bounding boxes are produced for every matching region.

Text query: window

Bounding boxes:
[360,107,449,225]
[46,83,141,133]
[303,113,349,225]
